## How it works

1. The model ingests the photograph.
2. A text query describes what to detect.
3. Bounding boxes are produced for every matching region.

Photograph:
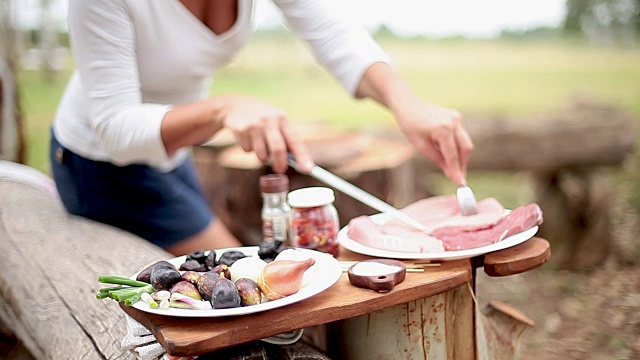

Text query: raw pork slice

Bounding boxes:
[383,195,507,237]
[346,195,544,253]
[432,203,543,250]
[347,216,444,253]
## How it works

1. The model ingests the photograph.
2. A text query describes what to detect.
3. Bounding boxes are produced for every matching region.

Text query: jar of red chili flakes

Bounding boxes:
[287,187,339,257]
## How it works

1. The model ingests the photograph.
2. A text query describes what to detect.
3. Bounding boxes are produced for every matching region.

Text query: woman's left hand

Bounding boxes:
[393,98,474,186]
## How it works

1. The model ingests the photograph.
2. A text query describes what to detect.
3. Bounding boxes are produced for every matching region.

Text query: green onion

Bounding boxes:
[96,275,154,306]
[98,276,149,287]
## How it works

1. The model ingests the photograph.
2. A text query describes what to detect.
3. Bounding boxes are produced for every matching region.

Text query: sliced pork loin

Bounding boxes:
[346,195,543,253]
[432,203,543,250]
[383,196,507,236]
[347,216,444,253]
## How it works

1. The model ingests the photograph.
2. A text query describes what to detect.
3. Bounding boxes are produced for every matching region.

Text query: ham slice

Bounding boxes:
[346,195,544,253]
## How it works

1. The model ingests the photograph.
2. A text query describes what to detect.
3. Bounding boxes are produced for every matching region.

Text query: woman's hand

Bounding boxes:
[221,95,314,173]
[393,98,473,186]
[356,63,474,186]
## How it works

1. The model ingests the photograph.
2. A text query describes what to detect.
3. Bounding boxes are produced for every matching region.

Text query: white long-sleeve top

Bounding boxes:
[53,0,391,171]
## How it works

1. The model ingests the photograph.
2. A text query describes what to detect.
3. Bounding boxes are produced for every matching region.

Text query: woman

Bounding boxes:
[50,0,473,256]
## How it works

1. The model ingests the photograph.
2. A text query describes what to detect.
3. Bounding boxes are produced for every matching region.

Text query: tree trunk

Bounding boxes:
[0,0,25,163]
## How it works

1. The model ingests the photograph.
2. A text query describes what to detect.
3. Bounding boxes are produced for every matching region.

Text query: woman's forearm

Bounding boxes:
[160,97,228,157]
[355,62,472,186]
[355,62,420,114]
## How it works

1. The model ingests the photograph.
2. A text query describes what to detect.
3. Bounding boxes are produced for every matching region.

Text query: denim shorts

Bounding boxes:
[49,130,213,248]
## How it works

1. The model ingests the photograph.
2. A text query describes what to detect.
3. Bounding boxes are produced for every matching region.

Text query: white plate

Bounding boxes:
[131,247,342,317]
[338,213,539,261]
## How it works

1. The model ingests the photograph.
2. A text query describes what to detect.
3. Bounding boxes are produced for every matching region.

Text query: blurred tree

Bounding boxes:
[564,0,640,46]
[39,0,57,82]
[0,0,26,163]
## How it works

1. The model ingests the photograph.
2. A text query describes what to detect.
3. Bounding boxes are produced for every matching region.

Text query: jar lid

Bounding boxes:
[260,174,289,193]
[287,187,335,208]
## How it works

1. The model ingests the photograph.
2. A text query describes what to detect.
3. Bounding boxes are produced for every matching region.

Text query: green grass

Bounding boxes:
[19,36,640,196]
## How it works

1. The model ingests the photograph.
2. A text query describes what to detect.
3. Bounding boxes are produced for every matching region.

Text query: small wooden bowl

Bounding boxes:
[347,259,406,292]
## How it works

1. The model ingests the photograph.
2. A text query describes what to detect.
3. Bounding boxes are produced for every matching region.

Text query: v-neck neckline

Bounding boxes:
[172,0,247,42]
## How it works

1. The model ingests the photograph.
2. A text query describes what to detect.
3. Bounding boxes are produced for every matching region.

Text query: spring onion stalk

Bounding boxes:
[141,293,159,309]
[98,276,149,287]
[96,275,154,306]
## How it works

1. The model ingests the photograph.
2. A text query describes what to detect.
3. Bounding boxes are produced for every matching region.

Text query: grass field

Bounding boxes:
[19,35,640,207]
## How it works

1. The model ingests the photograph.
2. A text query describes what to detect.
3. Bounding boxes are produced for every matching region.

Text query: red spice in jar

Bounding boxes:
[288,187,339,257]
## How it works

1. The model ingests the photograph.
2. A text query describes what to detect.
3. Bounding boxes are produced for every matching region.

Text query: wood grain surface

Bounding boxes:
[482,237,551,276]
[0,179,171,359]
[121,258,473,357]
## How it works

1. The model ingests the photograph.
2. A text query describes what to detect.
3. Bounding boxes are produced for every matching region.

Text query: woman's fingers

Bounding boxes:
[264,116,288,173]
[249,125,268,163]
[435,131,465,186]
[281,121,314,172]
[455,124,474,177]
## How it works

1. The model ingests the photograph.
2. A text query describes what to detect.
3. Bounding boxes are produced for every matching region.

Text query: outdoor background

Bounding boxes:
[9,0,640,359]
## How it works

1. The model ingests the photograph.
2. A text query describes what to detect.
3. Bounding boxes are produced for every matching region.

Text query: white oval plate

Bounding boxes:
[338,213,539,261]
[130,247,342,317]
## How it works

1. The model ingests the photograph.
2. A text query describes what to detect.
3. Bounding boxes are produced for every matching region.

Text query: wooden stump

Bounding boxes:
[323,283,476,360]
[532,169,613,271]
[193,128,422,245]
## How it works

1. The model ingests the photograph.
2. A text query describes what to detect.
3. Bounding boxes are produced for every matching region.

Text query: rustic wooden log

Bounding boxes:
[193,129,421,245]
[463,100,636,171]
[476,300,535,360]
[0,161,331,359]
[324,283,476,359]
[532,169,612,271]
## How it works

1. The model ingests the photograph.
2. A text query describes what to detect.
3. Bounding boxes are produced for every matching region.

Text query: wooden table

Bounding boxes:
[121,237,550,359]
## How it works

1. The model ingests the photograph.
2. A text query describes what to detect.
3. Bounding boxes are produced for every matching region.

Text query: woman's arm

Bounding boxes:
[356,63,473,186]
[162,95,313,173]
[273,0,472,184]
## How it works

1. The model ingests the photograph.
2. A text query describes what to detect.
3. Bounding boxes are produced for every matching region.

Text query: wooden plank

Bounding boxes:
[121,259,473,357]
[482,238,551,276]
[0,178,171,359]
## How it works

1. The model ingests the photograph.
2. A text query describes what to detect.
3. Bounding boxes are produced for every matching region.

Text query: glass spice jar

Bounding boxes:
[287,187,340,257]
[260,174,292,244]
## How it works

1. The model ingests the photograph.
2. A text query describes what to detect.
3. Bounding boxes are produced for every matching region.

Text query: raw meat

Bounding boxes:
[347,216,445,253]
[383,195,506,236]
[346,195,544,253]
[432,204,543,251]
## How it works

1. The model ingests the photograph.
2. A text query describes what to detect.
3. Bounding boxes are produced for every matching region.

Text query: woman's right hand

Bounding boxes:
[220,95,314,174]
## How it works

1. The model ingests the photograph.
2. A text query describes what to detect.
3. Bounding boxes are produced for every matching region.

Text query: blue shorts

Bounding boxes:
[50,130,213,248]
